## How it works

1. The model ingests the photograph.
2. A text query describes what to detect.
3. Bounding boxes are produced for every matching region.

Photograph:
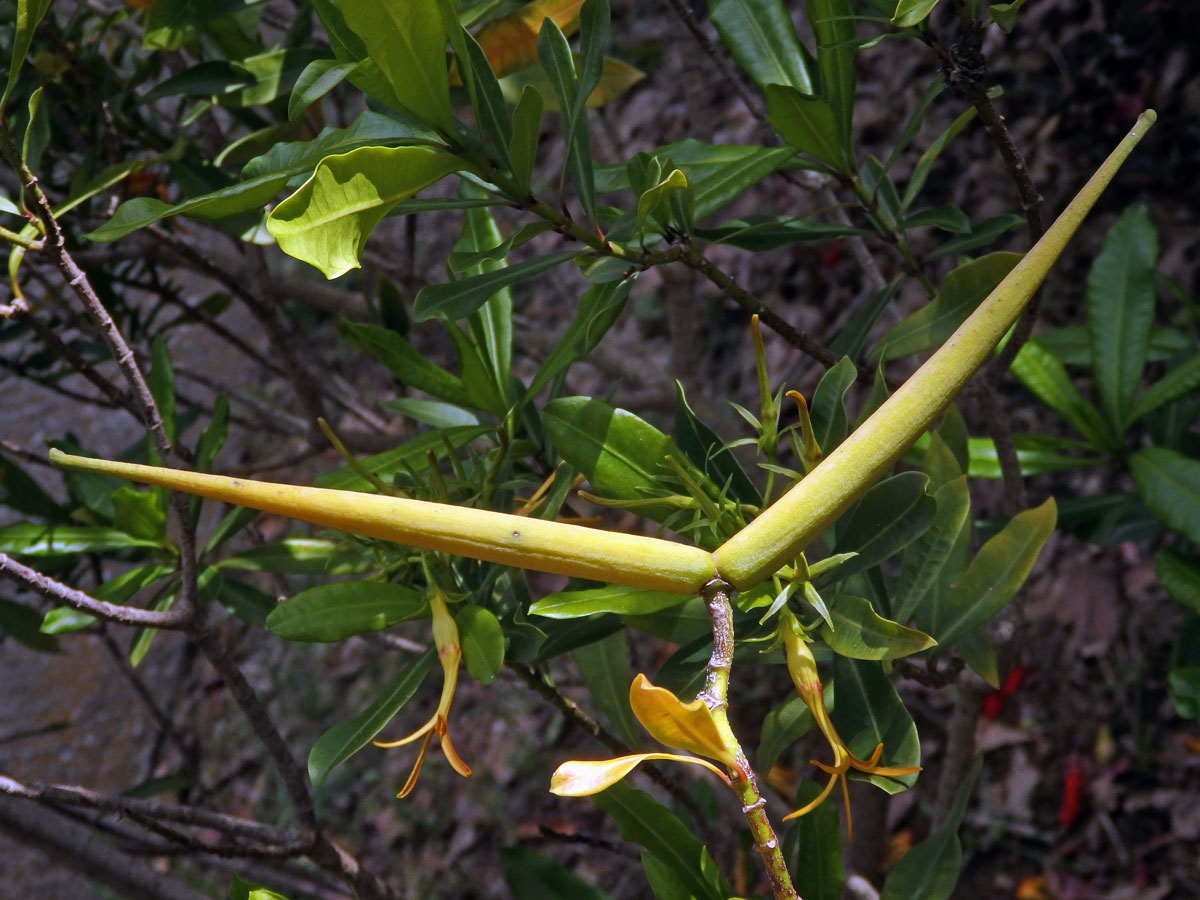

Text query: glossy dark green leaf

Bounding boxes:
[440,3,512,167]
[0,453,64,521]
[383,398,480,428]
[1010,340,1115,449]
[830,655,920,791]
[921,498,1056,647]
[904,205,971,233]
[266,581,426,643]
[757,694,814,772]
[0,523,163,556]
[543,396,697,523]
[538,14,598,225]
[690,148,798,221]
[218,538,374,575]
[901,105,976,211]
[414,250,577,323]
[456,196,516,405]
[830,277,902,359]
[1156,549,1200,614]
[501,847,614,900]
[214,577,276,628]
[988,0,1028,30]
[1129,352,1200,423]
[809,357,858,453]
[956,434,1100,479]
[143,61,255,101]
[457,604,505,684]
[925,213,1025,260]
[288,59,359,120]
[674,382,760,506]
[307,649,435,786]
[341,320,473,407]
[697,215,866,251]
[195,393,229,474]
[880,757,981,900]
[0,599,60,653]
[1131,447,1200,544]
[1169,666,1200,721]
[819,594,936,660]
[785,778,844,900]
[1087,203,1158,432]
[804,0,856,168]
[572,630,643,750]
[830,472,937,581]
[765,84,841,170]
[508,85,545,193]
[1034,324,1190,369]
[3,0,53,108]
[527,277,634,398]
[594,784,729,900]
[708,0,816,93]
[143,0,209,50]
[267,146,462,279]
[535,614,624,662]
[531,585,688,619]
[873,252,1021,362]
[622,596,712,644]
[895,474,969,623]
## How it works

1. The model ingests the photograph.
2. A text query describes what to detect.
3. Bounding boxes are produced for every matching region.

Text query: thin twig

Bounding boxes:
[0,552,190,629]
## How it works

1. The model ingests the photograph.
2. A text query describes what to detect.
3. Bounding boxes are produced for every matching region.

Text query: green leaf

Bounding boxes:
[1169,667,1200,721]
[148,337,177,446]
[266,581,427,643]
[537,11,599,225]
[341,320,474,407]
[830,277,902,359]
[307,649,435,786]
[1131,447,1200,545]
[531,585,688,619]
[1010,340,1115,449]
[527,277,633,398]
[1087,203,1158,432]
[0,453,65,521]
[1129,351,1200,423]
[214,577,277,628]
[873,252,1021,362]
[543,396,696,524]
[765,84,842,170]
[809,357,858,452]
[86,173,291,242]
[289,59,360,120]
[1156,549,1200,614]
[925,213,1024,260]
[819,595,936,660]
[674,382,760,506]
[143,0,211,50]
[267,145,462,279]
[130,588,176,667]
[804,0,856,168]
[112,487,167,542]
[880,757,981,900]
[572,630,644,750]
[894,474,969,623]
[384,398,480,428]
[594,784,729,900]
[756,694,814,772]
[785,778,844,900]
[0,523,163,556]
[696,215,865,251]
[500,847,615,900]
[313,426,489,491]
[708,0,816,93]
[336,1,455,133]
[904,205,971,233]
[508,85,545,193]
[218,538,374,575]
[988,0,1027,31]
[637,168,688,231]
[456,604,505,684]
[830,472,937,581]
[0,599,60,653]
[3,0,54,110]
[455,195,516,405]
[143,61,256,101]
[830,656,920,791]
[413,250,577,322]
[690,148,798,222]
[922,498,1056,647]
[891,0,942,27]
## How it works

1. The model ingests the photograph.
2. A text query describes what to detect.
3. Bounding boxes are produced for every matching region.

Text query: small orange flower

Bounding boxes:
[780,612,920,835]
[373,593,471,797]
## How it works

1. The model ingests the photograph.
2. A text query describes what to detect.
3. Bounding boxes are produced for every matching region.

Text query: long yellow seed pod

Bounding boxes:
[714,110,1157,591]
[48,450,716,594]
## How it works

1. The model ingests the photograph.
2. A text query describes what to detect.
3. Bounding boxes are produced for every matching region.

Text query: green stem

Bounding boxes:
[699,580,800,900]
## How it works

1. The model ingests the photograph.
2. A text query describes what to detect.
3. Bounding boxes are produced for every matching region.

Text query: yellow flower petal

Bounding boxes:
[397,729,436,798]
[549,753,730,797]
[628,674,737,766]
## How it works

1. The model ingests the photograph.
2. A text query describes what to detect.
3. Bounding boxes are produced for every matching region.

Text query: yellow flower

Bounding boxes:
[780,613,919,835]
[373,593,472,797]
